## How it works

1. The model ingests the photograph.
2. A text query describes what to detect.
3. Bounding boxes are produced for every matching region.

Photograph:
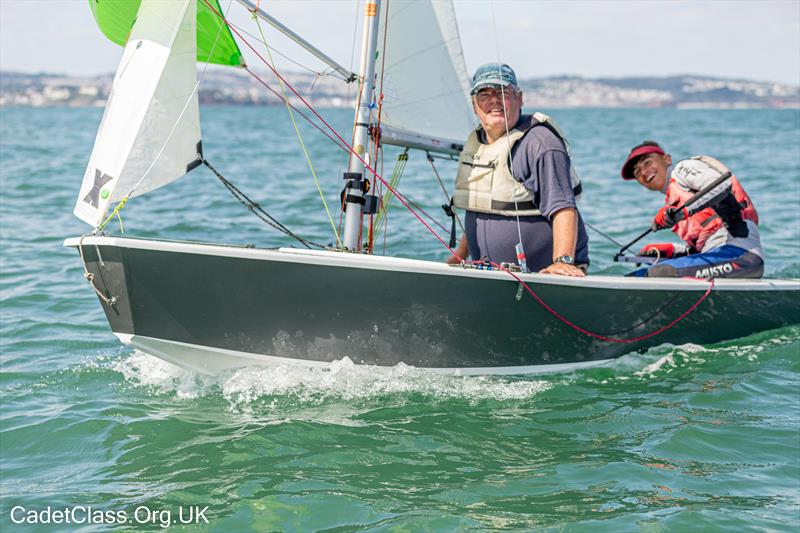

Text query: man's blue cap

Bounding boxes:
[470,63,518,95]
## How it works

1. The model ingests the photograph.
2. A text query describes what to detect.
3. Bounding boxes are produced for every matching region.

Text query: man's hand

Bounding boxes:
[446,234,468,265]
[652,206,678,229]
[546,208,584,276]
[652,205,689,230]
[639,243,675,258]
[446,254,464,265]
[540,262,586,277]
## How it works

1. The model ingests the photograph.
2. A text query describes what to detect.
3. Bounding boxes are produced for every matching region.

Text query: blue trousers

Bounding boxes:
[629,245,764,279]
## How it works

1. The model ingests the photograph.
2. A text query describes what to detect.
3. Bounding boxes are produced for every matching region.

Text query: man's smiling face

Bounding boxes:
[472,86,523,142]
[633,152,673,191]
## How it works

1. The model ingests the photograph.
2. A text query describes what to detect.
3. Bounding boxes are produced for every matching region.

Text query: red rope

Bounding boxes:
[485,261,716,343]
[242,68,350,153]
[367,0,391,253]
[201,0,715,343]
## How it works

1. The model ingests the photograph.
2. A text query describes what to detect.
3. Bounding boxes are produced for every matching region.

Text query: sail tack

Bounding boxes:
[75,0,203,227]
[376,0,475,149]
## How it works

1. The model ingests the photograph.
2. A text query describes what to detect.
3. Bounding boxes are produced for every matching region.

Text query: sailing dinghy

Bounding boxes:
[65,0,800,375]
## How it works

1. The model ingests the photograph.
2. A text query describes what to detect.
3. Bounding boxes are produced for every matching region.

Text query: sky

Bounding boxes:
[0,0,798,85]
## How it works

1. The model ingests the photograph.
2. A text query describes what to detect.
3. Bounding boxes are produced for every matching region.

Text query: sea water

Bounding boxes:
[1,106,798,531]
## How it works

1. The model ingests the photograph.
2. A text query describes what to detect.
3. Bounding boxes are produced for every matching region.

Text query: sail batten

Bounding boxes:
[75,0,202,227]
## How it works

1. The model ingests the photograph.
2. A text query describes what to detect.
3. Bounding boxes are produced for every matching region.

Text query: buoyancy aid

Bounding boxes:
[453,113,581,217]
[666,156,758,251]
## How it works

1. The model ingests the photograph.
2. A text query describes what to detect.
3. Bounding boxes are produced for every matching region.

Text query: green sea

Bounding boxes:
[1,106,799,531]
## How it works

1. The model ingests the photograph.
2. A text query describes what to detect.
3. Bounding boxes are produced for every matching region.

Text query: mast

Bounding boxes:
[341,0,382,251]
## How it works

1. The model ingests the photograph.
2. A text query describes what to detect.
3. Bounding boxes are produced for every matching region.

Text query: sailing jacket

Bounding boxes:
[667,156,760,255]
[453,113,581,217]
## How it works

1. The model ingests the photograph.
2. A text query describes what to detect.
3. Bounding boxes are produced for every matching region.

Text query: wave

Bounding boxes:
[109,351,551,408]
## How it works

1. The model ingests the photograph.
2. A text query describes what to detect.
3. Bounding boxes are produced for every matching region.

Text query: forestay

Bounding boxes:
[75,0,203,227]
[375,0,475,151]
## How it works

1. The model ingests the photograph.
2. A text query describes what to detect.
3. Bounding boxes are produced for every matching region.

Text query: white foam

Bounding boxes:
[220,356,550,409]
[110,351,550,408]
[635,354,676,376]
[111,350,215,399]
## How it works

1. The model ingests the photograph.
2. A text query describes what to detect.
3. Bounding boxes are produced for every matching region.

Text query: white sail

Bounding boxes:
[74,0,202,227]
[375,0,475,150]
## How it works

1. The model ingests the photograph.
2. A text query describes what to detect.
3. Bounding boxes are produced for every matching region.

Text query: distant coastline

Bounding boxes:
[1,69,798,109]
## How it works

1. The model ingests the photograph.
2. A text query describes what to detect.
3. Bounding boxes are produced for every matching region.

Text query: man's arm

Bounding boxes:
[446,234,468,264]
[514,128,586,276]
[539,207,586,277]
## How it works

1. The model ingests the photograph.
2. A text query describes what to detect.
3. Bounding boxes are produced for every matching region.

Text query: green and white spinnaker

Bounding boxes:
[76,0,240,227]
[88,0,244,67]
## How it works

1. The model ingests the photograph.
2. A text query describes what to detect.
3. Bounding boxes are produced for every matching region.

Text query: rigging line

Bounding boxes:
[349,78,366,169]
[489,0,525,258]
[380,147,390,254]
[251,14,342,247]
[402,198,449,233]
[224,17,349,82]
[203,0,457,254]
[98,0,235,231]
[374,87,472,110]
[372,0,390,172]
[427,153,464,233]
[374,150,408,236]
[584,221,625,248]
[367,142,387,254]
[374,144,385,253]
[379,152,407,219]
[78,234,117,307]
[243,68,348,153]
[375,163,450,235]
[206,0,364,157]
[348,0,361,100]
[489,0,525,251]
[592,291,682,336]
[206,161,303,241]
[203,160,326,249]
[367,0,391,252]
[489,259,715,343]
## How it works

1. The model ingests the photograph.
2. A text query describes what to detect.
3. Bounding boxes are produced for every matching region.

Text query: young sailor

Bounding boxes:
[621,141,763,278]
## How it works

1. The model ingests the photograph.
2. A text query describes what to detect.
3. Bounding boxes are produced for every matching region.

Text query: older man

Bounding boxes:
[447,63,589,276]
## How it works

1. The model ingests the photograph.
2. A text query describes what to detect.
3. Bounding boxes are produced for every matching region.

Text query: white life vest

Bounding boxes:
[667,155,758,253]
[453,112,581,217]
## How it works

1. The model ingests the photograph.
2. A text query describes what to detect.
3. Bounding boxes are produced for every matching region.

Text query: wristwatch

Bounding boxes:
[553,255,574,265]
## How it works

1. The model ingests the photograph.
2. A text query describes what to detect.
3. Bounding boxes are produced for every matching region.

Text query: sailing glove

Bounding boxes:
[652,205,688,230]
[639,242,689,258]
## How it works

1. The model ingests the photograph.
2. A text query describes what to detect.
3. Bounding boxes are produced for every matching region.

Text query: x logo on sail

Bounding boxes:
[83,169,114,207]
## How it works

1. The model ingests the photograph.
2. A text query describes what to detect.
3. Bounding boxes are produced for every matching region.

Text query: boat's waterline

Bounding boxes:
[116,333,615,376]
